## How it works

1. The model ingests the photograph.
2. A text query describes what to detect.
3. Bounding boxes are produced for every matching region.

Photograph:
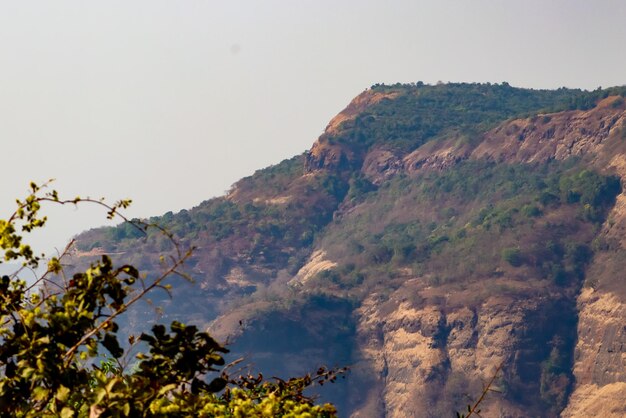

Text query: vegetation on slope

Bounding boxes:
[79,155,346,271]
[325,82,626,153]
[69,82,626,415]
[314,159,620,293]
[306,157,620,414]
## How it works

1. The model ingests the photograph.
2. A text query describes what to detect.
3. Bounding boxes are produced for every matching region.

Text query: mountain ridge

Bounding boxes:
[71,83,626,417]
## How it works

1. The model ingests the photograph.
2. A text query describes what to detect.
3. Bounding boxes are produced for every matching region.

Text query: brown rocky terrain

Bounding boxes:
[73,84,626,417]
[297,93,626,417]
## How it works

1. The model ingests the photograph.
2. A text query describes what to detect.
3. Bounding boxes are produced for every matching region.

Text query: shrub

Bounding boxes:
[502,247,523,267]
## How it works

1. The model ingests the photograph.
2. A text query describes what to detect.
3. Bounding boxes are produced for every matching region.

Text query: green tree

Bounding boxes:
[0,182,342,417]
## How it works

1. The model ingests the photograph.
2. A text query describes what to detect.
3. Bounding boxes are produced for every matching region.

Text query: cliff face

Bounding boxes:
[352,291,570,417]
[72,84,626,417]
[304,90,401,173]
[254,90,626,417]
[342,95,626,417]
[562,138,626,417]
[563,289,626,417]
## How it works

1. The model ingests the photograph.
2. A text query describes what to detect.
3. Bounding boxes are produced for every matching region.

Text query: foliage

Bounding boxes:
[0,183,341,417]
[565,85,626,110]
[81,169,347,276]
[539,336,573,412]
[315,159,619,297]
[229,155,305,199]
[75,83,625,285]
[333,82,603,153]
[557,169,621,222]
[345,174,377,205]
[501,248,523,267]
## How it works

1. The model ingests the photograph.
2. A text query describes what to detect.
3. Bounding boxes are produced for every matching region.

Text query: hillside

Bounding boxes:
[71,83,626,417]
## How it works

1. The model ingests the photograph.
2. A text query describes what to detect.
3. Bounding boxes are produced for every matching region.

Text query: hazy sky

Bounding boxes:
[1,0,626,253]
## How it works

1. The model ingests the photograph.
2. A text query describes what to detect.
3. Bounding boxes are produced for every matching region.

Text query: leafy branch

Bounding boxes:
[0,181,342,417]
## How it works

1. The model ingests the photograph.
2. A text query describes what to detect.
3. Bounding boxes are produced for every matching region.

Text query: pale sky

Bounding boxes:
[1,0,626,254]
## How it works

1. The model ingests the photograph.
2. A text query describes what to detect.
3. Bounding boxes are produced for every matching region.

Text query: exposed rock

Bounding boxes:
[561,382,626,417]
[305,139,360,171]
[573,288,626,382]
[289,250,337,286]
[472,97,625,164]
[361,148,404,184]
[305,89,400,172]
[562,109,626,416]
[403,135,473,174]
[324,90,400,136]
[351,278,571,417]
[252,195,292,205]
[281,97,626,416]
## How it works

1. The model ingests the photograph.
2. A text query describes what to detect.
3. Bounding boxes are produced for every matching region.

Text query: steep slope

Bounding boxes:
[70,83,626,417]
[561,135,626,417]
[336,94,626,417]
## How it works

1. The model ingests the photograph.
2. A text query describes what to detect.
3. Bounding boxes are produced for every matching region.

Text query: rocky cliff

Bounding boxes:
[72,83,626,417]
[325,92,626,417]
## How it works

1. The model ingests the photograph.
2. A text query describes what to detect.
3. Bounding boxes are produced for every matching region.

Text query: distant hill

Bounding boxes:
[71,83,626,417]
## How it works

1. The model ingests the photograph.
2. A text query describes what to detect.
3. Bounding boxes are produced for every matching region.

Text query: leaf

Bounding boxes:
[102,333,123,359]
[56,385,71,402]
[139,333,155,344]
[32,387,49,401]
[106,377,120,393]
[20,366,35,379]
[48,257,62,274]
[60,407,75,418]
[158,383,178,395]
[205,377,227,393]
[121,265,139,278]
[94,387,107,404]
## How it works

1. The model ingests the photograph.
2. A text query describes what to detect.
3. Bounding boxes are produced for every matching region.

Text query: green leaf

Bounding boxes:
[158,383,178,395]
[20,366,35,379]
[56,385,71,402]
[32,386,49,401]
[60,407,75,418]
[94,387,107,404]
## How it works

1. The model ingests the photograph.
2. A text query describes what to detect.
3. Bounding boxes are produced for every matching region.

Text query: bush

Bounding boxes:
[521,204,542,218]
[502,247,523,267]
[0,183,342,417]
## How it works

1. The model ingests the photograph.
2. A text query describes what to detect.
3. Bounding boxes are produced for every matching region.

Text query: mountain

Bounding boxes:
[70,82,626,417]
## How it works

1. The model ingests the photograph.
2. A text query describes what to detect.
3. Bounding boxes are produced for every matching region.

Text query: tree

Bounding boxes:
[501,247,523,267]
[0,182,342,417]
